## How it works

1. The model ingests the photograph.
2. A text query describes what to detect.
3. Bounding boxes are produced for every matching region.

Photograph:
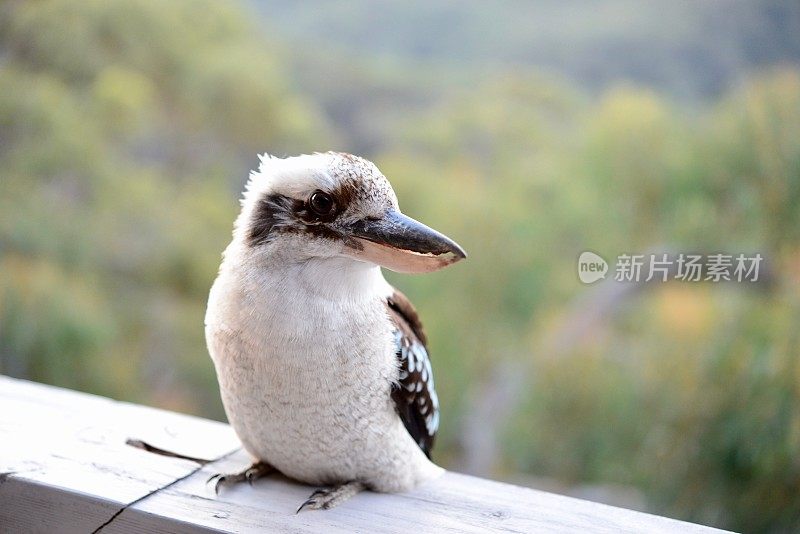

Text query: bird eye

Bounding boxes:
[309,191,334,216]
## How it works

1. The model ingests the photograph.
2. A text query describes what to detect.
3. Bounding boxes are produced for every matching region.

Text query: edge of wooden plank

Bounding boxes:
[120,449,732,534]
[2,376,732,533]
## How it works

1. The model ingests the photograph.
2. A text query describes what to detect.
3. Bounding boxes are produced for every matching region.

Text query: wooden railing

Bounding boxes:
[0,376,727,533]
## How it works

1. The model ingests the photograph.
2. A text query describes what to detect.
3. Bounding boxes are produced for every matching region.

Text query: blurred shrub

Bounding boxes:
[380,68,800,532]
[0,0,330,414]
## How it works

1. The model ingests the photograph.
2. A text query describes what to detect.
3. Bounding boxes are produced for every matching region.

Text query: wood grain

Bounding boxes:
[0,376,729,533]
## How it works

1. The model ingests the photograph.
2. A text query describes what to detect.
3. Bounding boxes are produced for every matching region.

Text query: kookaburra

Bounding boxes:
[205,152,466,511]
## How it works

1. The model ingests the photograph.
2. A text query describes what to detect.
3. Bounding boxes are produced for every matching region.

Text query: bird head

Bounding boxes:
[235,152,466,274]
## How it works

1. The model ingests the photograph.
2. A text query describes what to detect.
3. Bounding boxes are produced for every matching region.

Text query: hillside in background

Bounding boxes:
[252,0,800,100]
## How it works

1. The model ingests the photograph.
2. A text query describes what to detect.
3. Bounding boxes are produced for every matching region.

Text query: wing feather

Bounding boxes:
[386,289,439,457]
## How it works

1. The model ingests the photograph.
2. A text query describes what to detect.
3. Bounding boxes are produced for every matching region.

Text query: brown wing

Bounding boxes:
[386,289,439,458]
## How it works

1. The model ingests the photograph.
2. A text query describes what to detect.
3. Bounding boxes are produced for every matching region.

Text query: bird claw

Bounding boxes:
[296,482,366,513]
[207,462,274,495]
[295,489,328,513]
[206,473,228,495]
[295,498,315,514]
[245,467,260,486]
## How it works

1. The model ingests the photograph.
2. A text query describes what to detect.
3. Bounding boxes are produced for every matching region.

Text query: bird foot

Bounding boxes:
[296,481,365,513]
[207,461,274,494]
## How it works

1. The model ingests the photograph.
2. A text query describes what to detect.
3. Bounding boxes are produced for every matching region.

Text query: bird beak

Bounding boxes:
[345,210,467,273]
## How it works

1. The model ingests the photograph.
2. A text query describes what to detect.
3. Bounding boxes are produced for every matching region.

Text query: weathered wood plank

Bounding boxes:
[0,376,729,533]
[108,451,728,534]
[0,376,240,533]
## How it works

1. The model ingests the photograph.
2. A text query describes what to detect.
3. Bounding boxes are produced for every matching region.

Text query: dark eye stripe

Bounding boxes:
[247,179,360,247]
[248,194,296,246]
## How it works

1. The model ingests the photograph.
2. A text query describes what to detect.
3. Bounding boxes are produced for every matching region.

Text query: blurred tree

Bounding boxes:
[0,0,330,415]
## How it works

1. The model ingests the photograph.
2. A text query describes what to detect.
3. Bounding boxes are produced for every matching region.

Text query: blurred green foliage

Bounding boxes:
[0,0,331,413]
[1,1,799,531]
